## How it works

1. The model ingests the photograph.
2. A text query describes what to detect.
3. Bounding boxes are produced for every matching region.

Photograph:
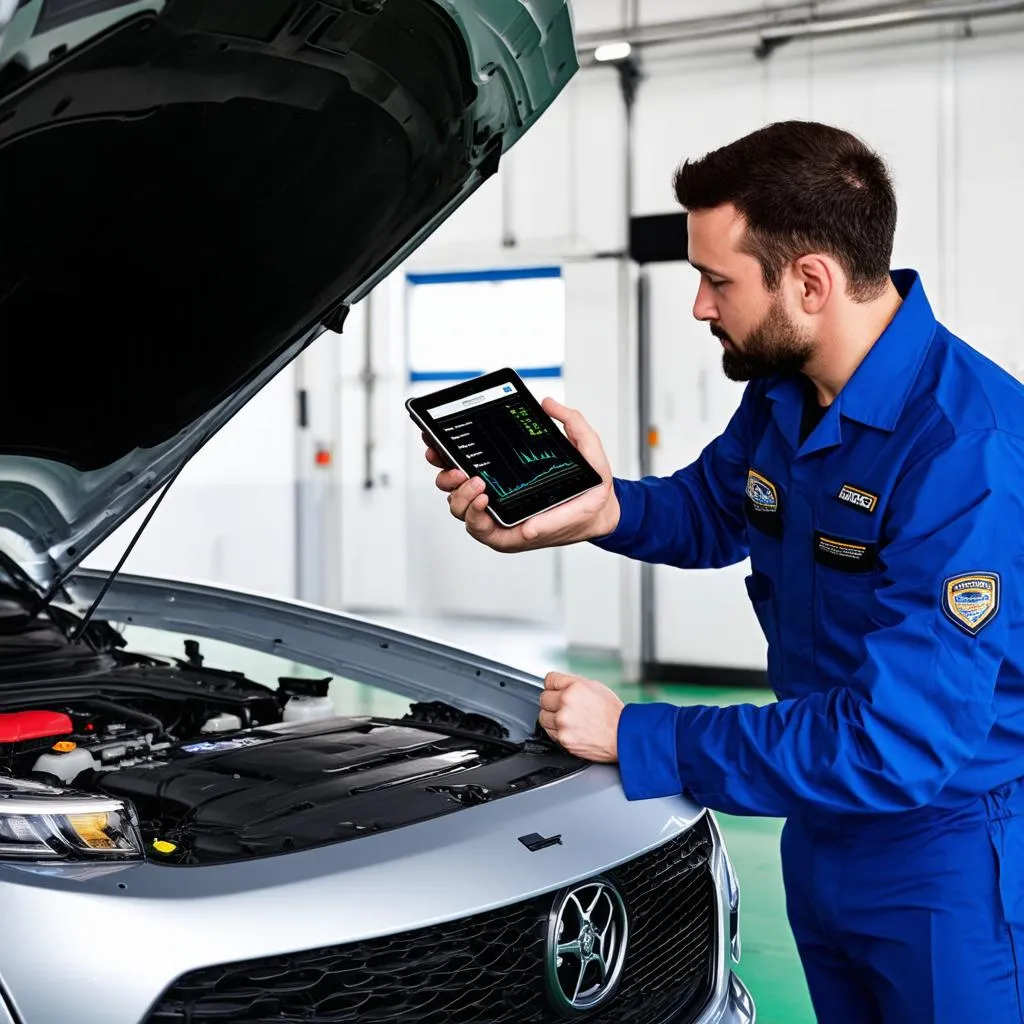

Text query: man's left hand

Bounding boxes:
[538,672,624,763]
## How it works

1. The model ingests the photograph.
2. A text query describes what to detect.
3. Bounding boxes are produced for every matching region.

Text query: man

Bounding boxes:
[423,121,1024,1021]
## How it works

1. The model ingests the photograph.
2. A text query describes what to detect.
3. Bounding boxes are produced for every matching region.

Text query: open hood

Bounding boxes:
[0,0,577,593]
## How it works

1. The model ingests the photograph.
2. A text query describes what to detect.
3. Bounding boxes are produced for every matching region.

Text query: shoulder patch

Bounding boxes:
[746,469,778,512]
[836,483,879,514]
[942,572,1000,635]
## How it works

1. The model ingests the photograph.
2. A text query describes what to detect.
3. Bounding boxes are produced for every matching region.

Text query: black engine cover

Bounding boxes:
[93,715,582,864]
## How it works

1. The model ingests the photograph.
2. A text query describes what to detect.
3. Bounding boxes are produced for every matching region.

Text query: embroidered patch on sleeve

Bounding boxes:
[942,572,1000,635]
[836,483,879,514]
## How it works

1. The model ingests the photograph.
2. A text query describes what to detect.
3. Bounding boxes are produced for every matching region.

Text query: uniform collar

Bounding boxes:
[832,268,936,431]
[766,269,936,452]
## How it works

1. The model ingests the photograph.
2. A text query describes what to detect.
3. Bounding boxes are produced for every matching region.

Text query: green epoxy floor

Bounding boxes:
[570,659,817,1024]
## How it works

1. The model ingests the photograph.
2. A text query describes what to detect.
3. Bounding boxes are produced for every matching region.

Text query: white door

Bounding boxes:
[402,267,567,625]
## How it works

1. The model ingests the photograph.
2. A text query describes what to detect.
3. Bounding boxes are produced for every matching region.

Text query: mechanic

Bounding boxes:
[423,120,1024,1022]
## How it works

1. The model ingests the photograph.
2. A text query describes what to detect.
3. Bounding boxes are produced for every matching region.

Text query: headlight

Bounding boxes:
[0,781,143,861]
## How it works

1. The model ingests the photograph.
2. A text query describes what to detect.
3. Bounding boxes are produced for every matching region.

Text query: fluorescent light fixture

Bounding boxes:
[594,41,632,62]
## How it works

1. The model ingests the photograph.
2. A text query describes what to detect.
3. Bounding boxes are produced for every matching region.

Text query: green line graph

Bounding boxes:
[481,461,577,500]
[517,448,559,464]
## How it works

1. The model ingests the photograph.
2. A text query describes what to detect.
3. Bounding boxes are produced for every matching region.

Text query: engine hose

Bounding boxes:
[80,697,166,740]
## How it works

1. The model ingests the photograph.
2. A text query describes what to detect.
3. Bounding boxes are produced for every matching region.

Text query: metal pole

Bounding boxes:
[576,0,1024,58]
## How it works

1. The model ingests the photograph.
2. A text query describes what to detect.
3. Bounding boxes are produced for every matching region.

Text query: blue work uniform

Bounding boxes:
[594,269,1024,1021]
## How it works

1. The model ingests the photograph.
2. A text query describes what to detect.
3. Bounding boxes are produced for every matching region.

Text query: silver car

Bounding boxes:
[0,1,755,1022]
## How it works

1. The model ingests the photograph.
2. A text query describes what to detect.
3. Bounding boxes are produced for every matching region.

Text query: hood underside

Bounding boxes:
[0,0,576,590]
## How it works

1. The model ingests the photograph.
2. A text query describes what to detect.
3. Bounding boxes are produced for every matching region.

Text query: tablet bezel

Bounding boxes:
[406,367,604,528]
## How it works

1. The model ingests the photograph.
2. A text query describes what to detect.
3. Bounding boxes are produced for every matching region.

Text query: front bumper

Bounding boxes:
[0,770,753,1024]
[0,970,765,1024]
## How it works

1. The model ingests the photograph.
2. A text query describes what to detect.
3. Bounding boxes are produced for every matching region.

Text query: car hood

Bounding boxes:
[0,0,576,594]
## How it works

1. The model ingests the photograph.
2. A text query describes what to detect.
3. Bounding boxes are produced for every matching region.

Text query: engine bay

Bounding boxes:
[0,597,582,866]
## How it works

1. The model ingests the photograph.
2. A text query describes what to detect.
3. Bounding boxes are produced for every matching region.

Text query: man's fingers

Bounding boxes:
[520,494,594,543]
[425,448,449,470]
[539,690,561,713]
[541,397,611,480]
[449,477,486,519]
[541,397,572,422]
[544,672,575,690]
[434,467,468,493]
[537,709,558,736]
[542,397,589,444]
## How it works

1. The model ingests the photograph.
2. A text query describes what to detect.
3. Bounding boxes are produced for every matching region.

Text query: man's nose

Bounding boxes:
[692,279,718,322]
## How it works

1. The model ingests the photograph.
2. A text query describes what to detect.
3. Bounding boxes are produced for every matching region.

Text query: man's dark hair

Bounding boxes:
[674,120,897,301]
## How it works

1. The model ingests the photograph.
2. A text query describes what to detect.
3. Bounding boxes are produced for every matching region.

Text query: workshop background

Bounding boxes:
[86,2,1024,1020]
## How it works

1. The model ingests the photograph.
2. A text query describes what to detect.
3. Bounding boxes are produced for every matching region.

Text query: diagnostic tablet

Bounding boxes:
[407,368,604,528]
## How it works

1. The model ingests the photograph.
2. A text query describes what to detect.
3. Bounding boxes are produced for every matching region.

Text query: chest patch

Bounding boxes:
[942,573,1000,636]
[814,532,878,573]
[836,483,879,514]
[746,470,778,511]
[745,469,782,538]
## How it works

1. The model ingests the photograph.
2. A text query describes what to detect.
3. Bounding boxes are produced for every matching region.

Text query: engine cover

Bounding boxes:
[91,715,582,864]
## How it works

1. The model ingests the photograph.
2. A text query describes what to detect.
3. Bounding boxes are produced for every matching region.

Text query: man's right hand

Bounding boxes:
[423,398,620,553]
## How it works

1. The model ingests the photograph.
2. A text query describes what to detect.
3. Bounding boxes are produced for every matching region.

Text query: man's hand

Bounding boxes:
[423,398,620,553]
[538,671,624,763]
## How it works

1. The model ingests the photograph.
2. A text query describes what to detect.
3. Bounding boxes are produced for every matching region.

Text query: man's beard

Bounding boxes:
[713,294,814,382]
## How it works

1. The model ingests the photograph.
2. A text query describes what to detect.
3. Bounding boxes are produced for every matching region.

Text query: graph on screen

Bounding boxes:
[435,395,592,513]
[517,447,559,464]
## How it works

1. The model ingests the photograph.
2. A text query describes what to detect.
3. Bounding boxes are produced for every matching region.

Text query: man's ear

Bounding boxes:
[792,254,837,314]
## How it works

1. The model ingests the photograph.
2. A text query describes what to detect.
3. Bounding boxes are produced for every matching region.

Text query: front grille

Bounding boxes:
[145,814,718,1024]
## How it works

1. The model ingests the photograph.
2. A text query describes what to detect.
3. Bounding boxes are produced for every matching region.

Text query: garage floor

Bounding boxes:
[362,613,816,1024]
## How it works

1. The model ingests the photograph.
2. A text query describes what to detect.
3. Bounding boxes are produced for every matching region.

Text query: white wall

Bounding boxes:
[291,281,411,614]
[85,364,298,599]
[562,259,641,663]
[628,10,1024,669]
[85,3,1024,676]
[395,3,1024,669]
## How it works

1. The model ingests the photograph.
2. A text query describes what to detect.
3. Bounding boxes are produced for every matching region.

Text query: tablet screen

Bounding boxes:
[410,370,603,525]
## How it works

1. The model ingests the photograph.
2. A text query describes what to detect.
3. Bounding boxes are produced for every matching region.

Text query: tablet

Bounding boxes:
[406,368,604,528]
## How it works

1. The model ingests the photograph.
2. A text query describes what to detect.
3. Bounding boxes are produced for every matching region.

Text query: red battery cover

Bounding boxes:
[0,711,74,744]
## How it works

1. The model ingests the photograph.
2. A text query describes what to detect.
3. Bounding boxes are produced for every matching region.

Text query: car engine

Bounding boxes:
[0,605,581,865]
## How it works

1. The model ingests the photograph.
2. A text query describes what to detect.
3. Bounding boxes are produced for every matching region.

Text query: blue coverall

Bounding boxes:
[594,270,1024,1021]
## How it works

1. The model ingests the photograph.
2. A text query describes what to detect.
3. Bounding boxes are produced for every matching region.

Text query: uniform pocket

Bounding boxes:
[813,530,879,575]
[744,570,773,627]
[745,570,780,688]
[985,787,1024,927]
[811,523,883,672]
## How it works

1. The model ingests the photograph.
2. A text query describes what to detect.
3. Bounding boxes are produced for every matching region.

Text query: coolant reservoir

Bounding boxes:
[282,696,335,724]
[33,744,95,784]
[201,713,243,734]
